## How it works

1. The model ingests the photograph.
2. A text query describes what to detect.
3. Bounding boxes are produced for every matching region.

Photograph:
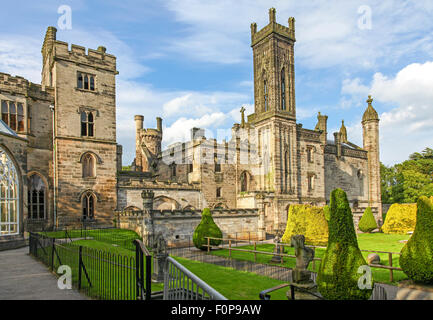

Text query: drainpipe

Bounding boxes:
[49,104,57,229]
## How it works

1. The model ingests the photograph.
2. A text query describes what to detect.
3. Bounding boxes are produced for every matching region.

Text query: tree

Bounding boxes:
[381,147,433,204]
[316,189,373,300]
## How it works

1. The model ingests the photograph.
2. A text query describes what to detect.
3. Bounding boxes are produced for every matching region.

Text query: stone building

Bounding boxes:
[129,8,382,234]
[0,8,382,249]
[0,27,120,249]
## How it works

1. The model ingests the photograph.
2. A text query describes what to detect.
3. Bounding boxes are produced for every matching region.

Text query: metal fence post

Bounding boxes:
[389,253,394,282]
[145,255,151,300]
[51,238,55,271]
[78,246,83,290]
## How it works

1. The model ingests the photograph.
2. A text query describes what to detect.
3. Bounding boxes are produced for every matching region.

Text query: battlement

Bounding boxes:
[53,40,117,73]
[0,72,54,102]
[251,8,295,47]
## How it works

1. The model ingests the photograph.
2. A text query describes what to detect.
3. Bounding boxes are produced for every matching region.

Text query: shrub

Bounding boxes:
[317,188,373,300]
[281,204,328,246]
[323,205,330,222]
[358,207,378,233]
[193,208,223,251]
[399,196,433,283]
[381,203,417,234]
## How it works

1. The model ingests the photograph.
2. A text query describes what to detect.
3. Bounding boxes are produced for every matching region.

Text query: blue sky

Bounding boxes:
[1,1,433,166]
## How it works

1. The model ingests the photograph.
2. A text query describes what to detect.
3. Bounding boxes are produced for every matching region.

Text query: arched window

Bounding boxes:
[216,187,222,198]
[81,111,94,137]
[240,171,249,192]
[0,147,19,236]
[214,155,221,173]
[77,72,96,92]
[281,69,286,110]
[82,192,95,220]
[82,153,96,178]
[28,174,46,220]
[264,80,269,111]
[170,162,176,177]
[77,72,83,88]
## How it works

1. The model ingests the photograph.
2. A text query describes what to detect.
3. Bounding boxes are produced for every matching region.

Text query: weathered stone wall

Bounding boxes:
[117,208,261,247]
[324,148,369,207]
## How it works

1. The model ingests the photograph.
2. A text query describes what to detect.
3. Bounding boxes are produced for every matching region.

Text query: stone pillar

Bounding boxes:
[255,193,266,240]
[141,189,155,247]
[134,115,144,171]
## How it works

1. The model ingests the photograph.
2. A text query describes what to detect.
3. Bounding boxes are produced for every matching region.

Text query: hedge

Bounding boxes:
[281,204,328,246]
[193,208,223,250]
[381,203,417,234]
[358,207,378,233]
[399,196,433,283]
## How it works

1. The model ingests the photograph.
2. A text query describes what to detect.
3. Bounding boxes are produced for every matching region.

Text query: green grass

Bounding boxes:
[39,228,140,251]
[210,233,411,285]
[173,257,290,300]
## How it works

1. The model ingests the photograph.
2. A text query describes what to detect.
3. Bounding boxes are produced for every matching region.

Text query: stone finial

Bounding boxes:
[288,17,296,32]
[269,7,276,23]
[340,120,348,143]
[97,46,107,54]
[362,95,379,123]
[251,22,257,35]
[240,106,246,127]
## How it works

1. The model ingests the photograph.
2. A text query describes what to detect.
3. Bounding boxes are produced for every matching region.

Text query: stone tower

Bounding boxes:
[362,95,382,219]
[134,116,162,172]
[247,8,298,196]
[41,26,118,224]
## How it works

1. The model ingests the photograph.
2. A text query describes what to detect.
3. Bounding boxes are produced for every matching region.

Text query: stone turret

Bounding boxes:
[315,112,328,144]
[135,116,163,172]
[362,95,381,220]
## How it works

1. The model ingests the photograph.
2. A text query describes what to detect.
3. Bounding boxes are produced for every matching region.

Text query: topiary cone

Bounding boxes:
[193,208,223,251]
[323,205,330,222]
[317,189,373,300]
[399,196,433,283]
[358,207,378,233]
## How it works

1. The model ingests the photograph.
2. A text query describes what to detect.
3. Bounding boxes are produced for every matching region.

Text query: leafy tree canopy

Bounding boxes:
[381,147,433,204]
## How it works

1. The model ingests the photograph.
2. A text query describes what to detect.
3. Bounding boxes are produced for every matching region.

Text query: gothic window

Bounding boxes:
[1,101,25,132]
[307,146,314,163]
[82,192,95,220]
[264,80,269,111]
[171,162,176,177]
[281,69,286,110]
[216,187,222,198]
[240,171,249,192]
[77,72,95,91]
[0,147,19,236]
[82,153,96,178]
[214,155,221,173]
[28,174,46,220]
[81,111,94,137]
[308,174,315,192]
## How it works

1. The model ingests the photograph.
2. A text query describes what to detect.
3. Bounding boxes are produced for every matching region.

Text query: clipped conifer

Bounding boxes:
[317,188,373,300]
[193,208,223,251]
[323,205,330,222]
[358,207,378,233]
[399,196,433,283]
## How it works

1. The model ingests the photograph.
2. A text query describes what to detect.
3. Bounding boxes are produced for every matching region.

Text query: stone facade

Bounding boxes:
[0,26,120,245]
[128,8,382,233]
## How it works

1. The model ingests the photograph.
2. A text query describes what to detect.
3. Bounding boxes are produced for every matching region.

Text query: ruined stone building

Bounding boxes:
[0,8,381,249]
[126,8,382,236]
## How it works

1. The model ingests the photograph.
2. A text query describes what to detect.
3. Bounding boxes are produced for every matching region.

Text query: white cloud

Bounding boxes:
[342,61,433,165]
[163,112,228,146]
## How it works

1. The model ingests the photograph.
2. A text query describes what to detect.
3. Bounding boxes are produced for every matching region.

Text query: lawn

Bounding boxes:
[209,233,411,285]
